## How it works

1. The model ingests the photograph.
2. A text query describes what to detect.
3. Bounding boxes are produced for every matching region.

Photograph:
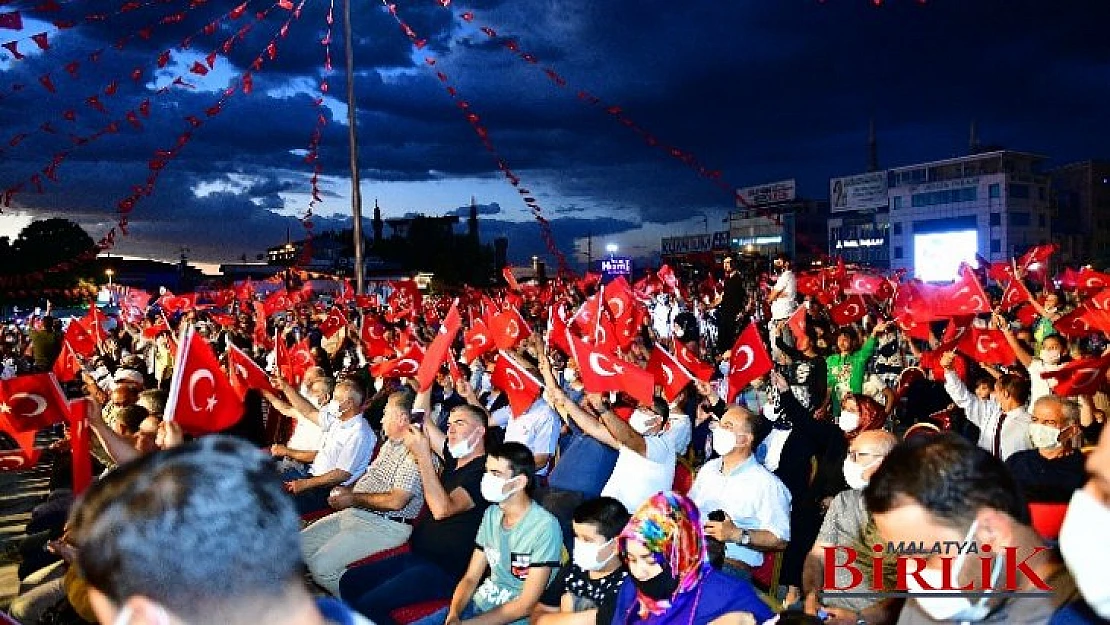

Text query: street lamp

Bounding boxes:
[605,243,619,256]
[105,268,114,287]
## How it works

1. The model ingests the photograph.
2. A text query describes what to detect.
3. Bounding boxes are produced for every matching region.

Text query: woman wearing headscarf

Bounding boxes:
[611,492,773,625]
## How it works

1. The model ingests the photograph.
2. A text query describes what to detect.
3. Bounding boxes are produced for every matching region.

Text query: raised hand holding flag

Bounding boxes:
[725,323,774,403]
[165,325,244,435]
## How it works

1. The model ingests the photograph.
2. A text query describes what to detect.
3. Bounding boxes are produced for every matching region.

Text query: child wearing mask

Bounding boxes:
[532,497,630,625]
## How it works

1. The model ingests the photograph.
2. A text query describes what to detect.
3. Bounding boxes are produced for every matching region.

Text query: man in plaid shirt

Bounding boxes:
[301,391,430,595]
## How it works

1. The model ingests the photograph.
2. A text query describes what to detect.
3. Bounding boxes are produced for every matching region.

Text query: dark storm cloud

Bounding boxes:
[446,201,501,217]
[3,0,1110,265]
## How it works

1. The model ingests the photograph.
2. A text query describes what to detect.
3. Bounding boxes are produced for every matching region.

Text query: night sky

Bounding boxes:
[0,0,1108,270]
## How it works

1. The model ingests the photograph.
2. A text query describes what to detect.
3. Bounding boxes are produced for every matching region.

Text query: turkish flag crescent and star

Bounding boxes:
[68,397,93,495]
[226,343,279,400]
[645,346,694,402]
[0,373,69,436]
[726,324,774,403]
[165,326,244,435]
[566,330,655,405]
[490,351,543,417]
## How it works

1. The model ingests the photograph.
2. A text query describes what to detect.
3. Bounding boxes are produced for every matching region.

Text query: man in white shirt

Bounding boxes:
[272,376,333,472]
[768,253,797,363]
[689,405,791,579]
[494,396,561,478]
[940,351,1031,460]
[265,377,378,514]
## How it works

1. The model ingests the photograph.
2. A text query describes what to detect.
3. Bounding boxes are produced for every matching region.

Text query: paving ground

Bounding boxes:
[0,436,55,612]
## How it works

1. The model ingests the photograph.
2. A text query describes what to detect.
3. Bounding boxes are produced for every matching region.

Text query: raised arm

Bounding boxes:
[267,375,322,425]
[994,311,1032,367]
[403,425,477,520]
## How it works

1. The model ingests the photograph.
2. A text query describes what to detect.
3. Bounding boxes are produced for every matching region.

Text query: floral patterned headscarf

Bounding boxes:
[619,491,710,618]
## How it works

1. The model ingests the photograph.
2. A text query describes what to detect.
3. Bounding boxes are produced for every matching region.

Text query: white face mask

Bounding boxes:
[562,368,577,384]
[1040,349,1062,365]
[481,373,493,390]
[572,538,615,572]
[629,409,657,435]
[842,457,879,490]
[907,521,1002,622]
[1028,422,1062,450]
[838,410,860,432]
[321,399,342,417]
[448,431,477,459]
[480,472,522,504]
[711,427,738,456]
[718,361,731,376]
[1060,487,1110,619]
[373,377,385,392]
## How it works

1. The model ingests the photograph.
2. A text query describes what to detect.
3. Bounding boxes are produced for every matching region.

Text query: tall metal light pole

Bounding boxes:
[344,0,365,294]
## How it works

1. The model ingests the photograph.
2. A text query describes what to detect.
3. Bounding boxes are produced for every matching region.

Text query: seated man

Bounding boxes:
[688,405,791,580]
[339,402,491,624]
[866,433,1087,624]
[412,442,562,625]
[459,366,560,478]
[264,377,377,514]
[67,435,371,625]
[301,391,426,595]
[1004,395,1087,503]
[531,497,630,625]
[277,375,333,472]
[803,430,902,625]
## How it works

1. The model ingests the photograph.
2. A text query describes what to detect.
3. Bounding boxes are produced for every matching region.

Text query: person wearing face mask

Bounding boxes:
[571,393,678,514]
[1058,411,1110,622]
[1004,395,1087,504]
[999,324,1069,405]
[611,492,773,624]
[410,442,562,625]
[532,497,630,625]
[803,430,900,625]
[300,391,427,595]
[866,434,1086,624]
[688,406,791,580]
[826,322,887,419]
[940,350,1032,460]
[263,377,377,515]
[269,376,333,473]
[339,399,492,624]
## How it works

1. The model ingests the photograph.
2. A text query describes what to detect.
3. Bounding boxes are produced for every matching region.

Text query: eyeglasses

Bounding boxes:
[847,450,885,462]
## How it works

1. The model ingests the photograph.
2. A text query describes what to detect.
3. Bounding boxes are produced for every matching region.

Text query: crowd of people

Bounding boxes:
[1,247,1109,625]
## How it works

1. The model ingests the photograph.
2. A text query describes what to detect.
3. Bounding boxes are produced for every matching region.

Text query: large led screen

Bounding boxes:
[913,230,978,282]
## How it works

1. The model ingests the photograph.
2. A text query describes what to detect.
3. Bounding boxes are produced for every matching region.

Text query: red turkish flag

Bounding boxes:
[489,305,532,350]
[67,398,93,495]
[566,331,654,405]
[0,427,40,471]
[546,304,572,355]
[1059,267,1081,291]
[226,343,278,400]
[846,273,886,296]
[165,327,244,435]
[122,288,152,311]
[1075,267,1110,295]
[389,279,422,311]
[158,292,197,314]
[999,278,1033,311]
[370,344,424,379]
[987,261,1017,285]
[263,290,294,317]
[79,304,110,343]
[603,278,639,349]
[416,303,462,392]
[52,340,82,383]
[657,264,679,294]
[0,11,23,30]
[1040,352,1110,397]
[462,317,496,363]
[1018,244,1057,274]
[1090,288,1110,312]
[490,351,544,417]
[0,373,68,436]
[319,307,348,338]
[725,324,773,403]
[646,346,694,402]
[957,328,1016,366]
[64,319,97,358]
[932,266,992,317]
[829,295,868,326]
[354,294,378,309]
[205,288,236,309]
[941,315,976,345]
[360,318,395,360]
[234,278,255,303]
[786,305,807,344]
[572,291,604,336]
[142,319,170,339]
[894,314,932,341]
[285,339,314,385]
[674,342,714,382]
[1054,306,1097,338]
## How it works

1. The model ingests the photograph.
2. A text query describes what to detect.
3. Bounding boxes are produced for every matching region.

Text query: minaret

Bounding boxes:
[372,198,383,243]
[468,195,479,243]
[969,120,980,154]
[867,118,879,172]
